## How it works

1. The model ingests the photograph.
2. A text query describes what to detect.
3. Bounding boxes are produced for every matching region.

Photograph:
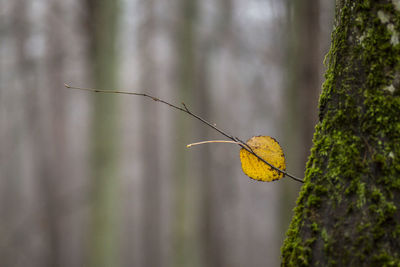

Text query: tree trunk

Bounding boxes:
[197,1,232,266]
[172,0,198,266]
[85,0,120,266]
[138,0,163,266]
[281,0,400,266]
[280,0,321,243]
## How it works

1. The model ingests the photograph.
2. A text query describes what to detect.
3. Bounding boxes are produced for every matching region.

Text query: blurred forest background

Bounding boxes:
[0,0,333,266]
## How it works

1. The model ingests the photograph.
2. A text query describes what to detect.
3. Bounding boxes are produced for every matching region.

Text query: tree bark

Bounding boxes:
[281,0,400,266]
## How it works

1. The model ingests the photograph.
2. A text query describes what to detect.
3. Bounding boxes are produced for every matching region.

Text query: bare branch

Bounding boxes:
[64,83,304,183]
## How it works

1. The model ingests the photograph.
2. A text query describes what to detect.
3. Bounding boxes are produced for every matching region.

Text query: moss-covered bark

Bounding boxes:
[281,0,400,266]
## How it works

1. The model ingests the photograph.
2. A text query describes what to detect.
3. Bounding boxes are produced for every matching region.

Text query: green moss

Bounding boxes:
[372,251,399,266]
[307,194,321,207]
[311,222,319,234]
[356,182,366,208]
[393,224,400,238]
[356,222,371,232]
[281,1,400,265]
[321,228,331,253]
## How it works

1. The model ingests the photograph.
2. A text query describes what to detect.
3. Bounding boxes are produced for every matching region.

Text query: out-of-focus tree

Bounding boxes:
[84,0,120,266]
[279,0,329,243]
[172,0,199,266]
[137,0,163,266]
[196,0,234,265]
[196,1,236,267]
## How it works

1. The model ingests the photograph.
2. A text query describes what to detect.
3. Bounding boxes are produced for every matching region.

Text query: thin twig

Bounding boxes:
[187,140,242,148]
[64,83,304,183]
[65,83,236,141]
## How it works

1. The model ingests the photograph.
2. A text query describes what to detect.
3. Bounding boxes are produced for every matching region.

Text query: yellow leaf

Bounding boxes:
[239,136,286,182]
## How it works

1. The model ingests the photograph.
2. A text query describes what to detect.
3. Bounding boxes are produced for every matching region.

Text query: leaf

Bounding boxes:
[239,136,286,182]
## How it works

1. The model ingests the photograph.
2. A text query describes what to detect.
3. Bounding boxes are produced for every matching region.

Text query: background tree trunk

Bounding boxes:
[172,1,198,266]
[137,1,163,266]
[85,0,120,266]
[282,0,400,265]
[197,1,233,266]
[280,0,323,243]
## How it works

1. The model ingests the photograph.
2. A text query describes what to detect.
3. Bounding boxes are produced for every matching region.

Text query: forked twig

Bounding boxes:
[64,83,304,183]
